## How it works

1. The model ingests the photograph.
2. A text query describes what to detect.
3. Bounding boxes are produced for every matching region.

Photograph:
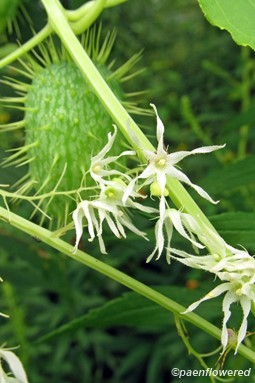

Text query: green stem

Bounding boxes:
[67,0,127,22]
[41,0,218,243]
[0,206,254,363]
[0,24,52,70]
[69,0,108,35]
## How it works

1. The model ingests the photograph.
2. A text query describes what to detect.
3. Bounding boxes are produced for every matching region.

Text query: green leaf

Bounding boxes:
[210,212,255,250]
[199,155,255,195]
[36,286,220,344]
[198,0,255,49]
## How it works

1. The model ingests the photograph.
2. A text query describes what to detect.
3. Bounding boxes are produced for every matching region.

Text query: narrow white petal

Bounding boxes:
[164,217,173,264]
[183,283,231,314]
[156,171,167,196]
[0,349,28,383]
[83,203,96,240]
[143,149,157,161]
[91,125,117,163]
[168,167,218,204]
[119,215,147,238]
[159,195,166,222]
[130,200,158,214]
[235,296,251,353]
[122,178,137,205]
[72,206,84,252]
[146,218,164,262]
[115,216,127,238]
[168,145,225,165]
[221,291,238,350]
[97,233,107,254]
[105,214,122,238]
[150,103,165,155]
[168,209,204,249]
[97,207,106,236]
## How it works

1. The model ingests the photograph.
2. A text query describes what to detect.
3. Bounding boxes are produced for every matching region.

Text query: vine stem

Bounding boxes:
[0,206,254,363]
[0,25,52,70]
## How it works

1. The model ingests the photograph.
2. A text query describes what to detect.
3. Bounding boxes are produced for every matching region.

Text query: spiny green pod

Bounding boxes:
[0,27,147,229]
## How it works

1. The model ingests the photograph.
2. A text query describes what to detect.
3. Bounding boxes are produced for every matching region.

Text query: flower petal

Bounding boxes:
[168,145,225,166]
[221,290,238,350]
[146,218,165,263]
[168,166,219,204]
[91,125,117,164]
[167,209,204,249]
[0,349,28,383]
[183,283,231,314]
[235,296,251,353]
[72,205,85,252]
[150,103,165,155]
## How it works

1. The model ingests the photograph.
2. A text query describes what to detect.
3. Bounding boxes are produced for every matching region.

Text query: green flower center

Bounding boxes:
[105,187,117,199]
[156,157,167,168]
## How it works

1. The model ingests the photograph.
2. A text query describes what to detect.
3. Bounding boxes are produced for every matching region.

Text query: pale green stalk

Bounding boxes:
[68,0,107,34]
[0,206,255,362]
[67,0,127,22]
[0,25,52,69]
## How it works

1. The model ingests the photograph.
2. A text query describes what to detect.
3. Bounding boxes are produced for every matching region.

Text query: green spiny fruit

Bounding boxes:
[25,61,123,221]
[0,27,147,229]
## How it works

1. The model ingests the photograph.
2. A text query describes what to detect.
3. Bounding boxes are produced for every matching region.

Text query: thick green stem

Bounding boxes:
[0,206,254,362]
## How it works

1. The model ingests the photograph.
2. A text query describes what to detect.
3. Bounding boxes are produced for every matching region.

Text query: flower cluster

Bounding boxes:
[169,230,255,353]
[72,104,222,258]
[72,103,255,352]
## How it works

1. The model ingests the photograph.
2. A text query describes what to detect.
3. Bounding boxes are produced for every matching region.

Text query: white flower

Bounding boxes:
[123,103,225,221]
[90,125,135,185]
[0,347,29,383]
[169,244,255,352]
[183,280,255,354]
[72,179,156,254]
[147,208,204,263]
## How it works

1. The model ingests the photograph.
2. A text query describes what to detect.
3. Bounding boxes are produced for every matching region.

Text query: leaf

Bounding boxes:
[36,285,220,344]
[198,0,255,49]
[210,212,255,250]
[199,155,255,195]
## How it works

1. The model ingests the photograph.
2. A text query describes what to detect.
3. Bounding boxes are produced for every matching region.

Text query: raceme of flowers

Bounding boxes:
[72,103,223,259]
[72,103,255,352]
[169,230,255,354]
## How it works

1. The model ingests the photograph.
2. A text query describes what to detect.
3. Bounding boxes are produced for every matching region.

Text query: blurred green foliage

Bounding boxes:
[1,0,255,382]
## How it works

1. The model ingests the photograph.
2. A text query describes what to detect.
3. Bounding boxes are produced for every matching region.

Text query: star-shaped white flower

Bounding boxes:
[123,104,225,221]
[169,244,255,352]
